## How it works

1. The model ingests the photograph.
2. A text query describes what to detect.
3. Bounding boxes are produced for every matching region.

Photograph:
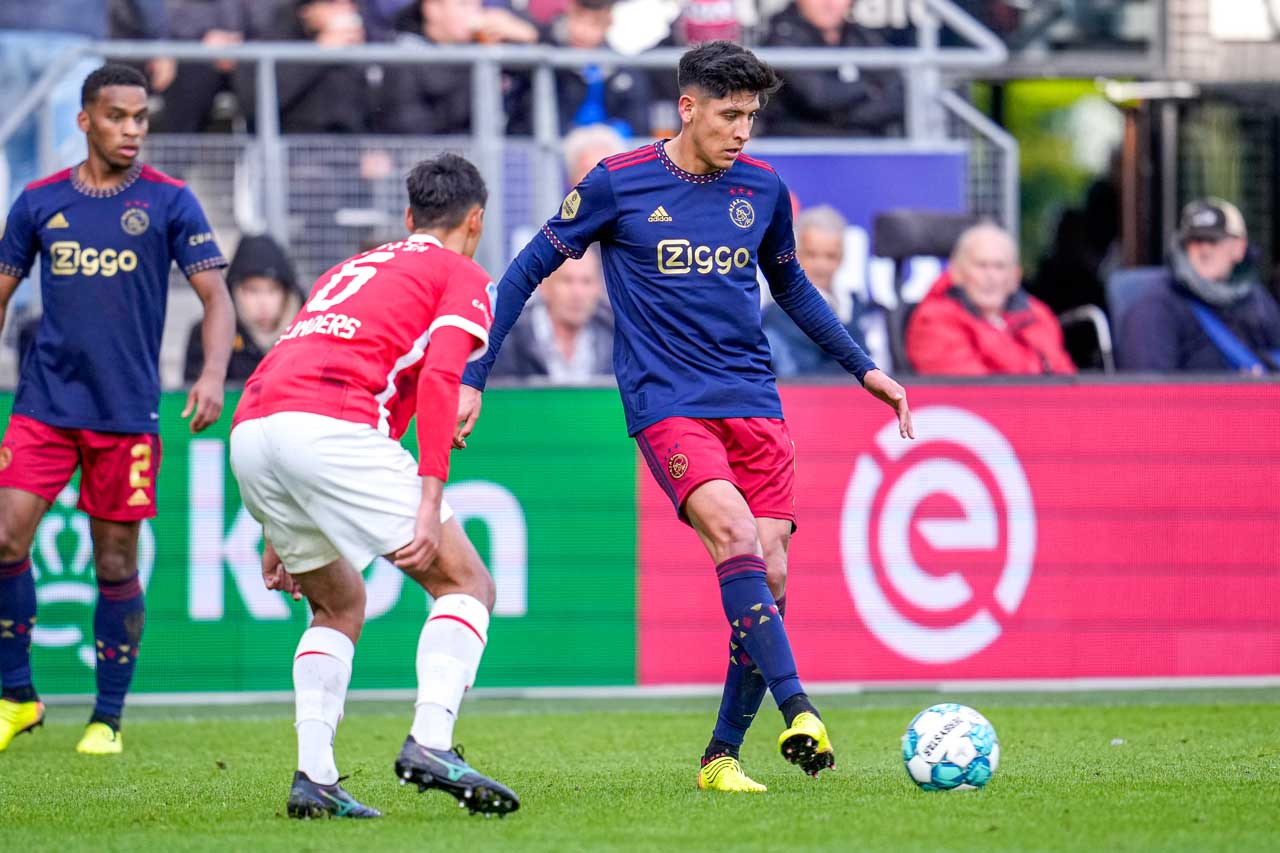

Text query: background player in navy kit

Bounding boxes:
[0,65,234,755]
[456,41,913,792]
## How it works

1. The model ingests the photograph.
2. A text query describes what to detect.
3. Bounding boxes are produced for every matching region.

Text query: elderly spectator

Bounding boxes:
[563,123,627,186]
[907,223,1075,375]
[184,234,303,383]
[763,0,904,137]
[490,251,614,382]
[1117,199,1280,373]
[539,0,650,137]
[763,205,875,376]
[375,0,537,134]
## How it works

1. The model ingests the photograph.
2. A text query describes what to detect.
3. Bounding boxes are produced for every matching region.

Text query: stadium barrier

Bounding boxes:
[5,380,1277,698]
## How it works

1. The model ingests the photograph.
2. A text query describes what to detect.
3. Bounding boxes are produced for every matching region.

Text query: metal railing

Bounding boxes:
[1,0,1012,276]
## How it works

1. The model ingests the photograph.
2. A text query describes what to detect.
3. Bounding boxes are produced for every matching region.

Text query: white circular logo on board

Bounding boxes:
[841,406,1035,664]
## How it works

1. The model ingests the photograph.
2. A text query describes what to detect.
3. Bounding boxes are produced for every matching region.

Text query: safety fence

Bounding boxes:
[6,381,1277,698]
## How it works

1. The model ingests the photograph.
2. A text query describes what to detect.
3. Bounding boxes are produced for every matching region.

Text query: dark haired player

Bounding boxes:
[0,64,234,755]
[457,41,914,792]
[231,154,518,819]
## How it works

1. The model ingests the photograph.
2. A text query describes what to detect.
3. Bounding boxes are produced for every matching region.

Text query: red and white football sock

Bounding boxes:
[293,626,354,785]
[411,594,489,750]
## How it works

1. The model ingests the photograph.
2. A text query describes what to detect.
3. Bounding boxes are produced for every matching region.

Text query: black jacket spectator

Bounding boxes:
[763,1,904,137]
[375,0,537,134]
[489,302,615,381]
[239,0,371,134]
[185,234,303,384]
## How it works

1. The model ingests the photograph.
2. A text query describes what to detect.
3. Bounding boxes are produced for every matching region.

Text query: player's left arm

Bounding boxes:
[170,186,234,432]
[759,176,914,438]
[185,269,235,431]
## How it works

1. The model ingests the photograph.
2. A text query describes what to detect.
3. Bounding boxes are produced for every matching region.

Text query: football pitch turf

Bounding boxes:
[3,689,1278,852]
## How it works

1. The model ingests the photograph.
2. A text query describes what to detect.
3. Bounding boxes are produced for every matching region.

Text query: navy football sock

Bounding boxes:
[93,573,145,723]
[715,556,803,711]
[709,595,786,751]
[0,556,37,702]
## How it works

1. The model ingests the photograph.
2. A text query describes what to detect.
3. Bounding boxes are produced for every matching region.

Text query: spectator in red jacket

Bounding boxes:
[907,223,1076,375]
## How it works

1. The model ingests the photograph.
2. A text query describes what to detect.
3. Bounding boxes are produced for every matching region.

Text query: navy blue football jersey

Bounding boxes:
[0,163,226,433]
[465,140,874,435]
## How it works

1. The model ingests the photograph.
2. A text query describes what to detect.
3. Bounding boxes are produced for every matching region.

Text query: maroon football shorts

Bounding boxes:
[636,416,796,528]
[0,414,161,521]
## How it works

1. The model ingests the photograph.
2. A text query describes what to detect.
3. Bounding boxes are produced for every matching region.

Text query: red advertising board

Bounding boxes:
[638,384,1280,684]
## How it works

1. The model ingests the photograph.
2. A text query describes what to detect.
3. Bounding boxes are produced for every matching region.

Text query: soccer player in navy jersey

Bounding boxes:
[0,65,234,755]
[456,41,914,791]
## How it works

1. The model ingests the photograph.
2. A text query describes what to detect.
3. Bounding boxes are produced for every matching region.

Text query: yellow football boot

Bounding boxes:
[697,755,767,793]
[778,711,835,777]
[0,698,45,751]
[75,722,123,755]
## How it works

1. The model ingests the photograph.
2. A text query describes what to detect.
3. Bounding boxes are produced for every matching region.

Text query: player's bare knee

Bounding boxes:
[0,522,31,563]
[711,515,759,557]
[765,556,787,599]
[428,555,495,611]
[93,543,138,583]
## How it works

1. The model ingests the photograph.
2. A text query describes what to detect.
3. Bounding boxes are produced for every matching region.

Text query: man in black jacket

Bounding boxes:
[763,0,904,137]
[1117,199,1280,373]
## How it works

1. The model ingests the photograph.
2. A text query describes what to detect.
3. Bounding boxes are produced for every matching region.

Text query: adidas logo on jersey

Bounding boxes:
[46,212,69,229]
[648,206,673,223]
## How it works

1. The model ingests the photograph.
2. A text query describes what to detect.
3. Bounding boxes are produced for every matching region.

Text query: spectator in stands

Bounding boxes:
[1116,199,1280,373]
[1,2,166,201]
[489,250,614,381]
[563,123,626,186]
[152,1,279,132]
[375,0,537,134]
[763,0,904,137]
[646,0,742,128]
[763,205,872,376]
[242,0,372,133]
[185,234,302,383]
[907,223,1075,375]
[538,0,650,137]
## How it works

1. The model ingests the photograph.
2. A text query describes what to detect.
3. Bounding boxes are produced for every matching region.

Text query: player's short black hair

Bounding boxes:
[81,64,150,107]
[677,41,782,105]
[406,153,488,231]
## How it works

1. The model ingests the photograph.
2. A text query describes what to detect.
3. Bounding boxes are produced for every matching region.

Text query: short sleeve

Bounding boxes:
[757,174,798,279]
[168,186,228,278]
[0,193,39,280]
[540,163,616,259]
[429,258,495,362]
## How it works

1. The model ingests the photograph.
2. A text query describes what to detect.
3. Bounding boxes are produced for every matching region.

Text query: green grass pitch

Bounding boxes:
[3,689,1279,851]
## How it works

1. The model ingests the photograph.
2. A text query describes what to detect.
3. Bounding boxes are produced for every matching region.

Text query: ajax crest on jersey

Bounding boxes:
[729,197,755,229]
[902,703,999,791]
[121,207,150,236]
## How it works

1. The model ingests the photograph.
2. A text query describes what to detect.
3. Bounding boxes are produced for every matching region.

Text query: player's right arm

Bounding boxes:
[0,192,39,340]
[455,163,618,446]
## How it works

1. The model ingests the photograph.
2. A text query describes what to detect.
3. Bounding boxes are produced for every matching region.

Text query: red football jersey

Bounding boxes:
[234,234,493,440]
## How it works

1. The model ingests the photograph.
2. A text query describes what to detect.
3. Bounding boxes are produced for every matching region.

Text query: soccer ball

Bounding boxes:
[901,703,999,791]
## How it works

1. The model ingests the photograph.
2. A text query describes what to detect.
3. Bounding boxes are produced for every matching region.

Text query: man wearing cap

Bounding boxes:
[1117,198,1280,373]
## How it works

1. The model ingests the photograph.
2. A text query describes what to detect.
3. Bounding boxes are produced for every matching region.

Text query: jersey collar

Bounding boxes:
[657,140,728,185]
[407,233,443,247]
[71,161,143,198]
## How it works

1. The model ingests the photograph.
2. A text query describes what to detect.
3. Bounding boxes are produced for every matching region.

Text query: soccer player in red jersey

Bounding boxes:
[230,154,518,819]
[0,65,234,755]
[457,42,915,792]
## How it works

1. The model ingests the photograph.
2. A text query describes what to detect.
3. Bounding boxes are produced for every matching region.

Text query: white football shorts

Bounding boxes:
[230,411,453,574]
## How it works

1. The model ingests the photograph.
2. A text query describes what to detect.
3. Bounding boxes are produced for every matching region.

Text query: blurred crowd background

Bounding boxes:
[3,0,1279,387]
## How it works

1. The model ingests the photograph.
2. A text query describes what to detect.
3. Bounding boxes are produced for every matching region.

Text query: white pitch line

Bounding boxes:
[38,675,1280,707]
